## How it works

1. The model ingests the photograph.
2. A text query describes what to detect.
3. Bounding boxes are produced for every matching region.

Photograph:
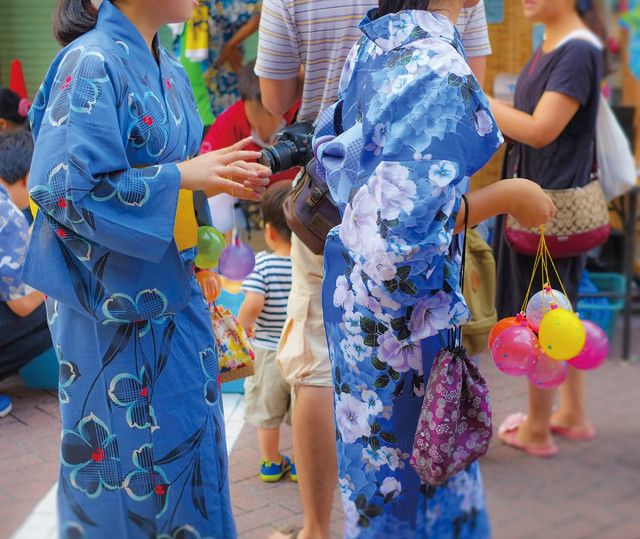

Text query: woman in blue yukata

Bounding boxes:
[315,1,557,537]
[24,0,270,537]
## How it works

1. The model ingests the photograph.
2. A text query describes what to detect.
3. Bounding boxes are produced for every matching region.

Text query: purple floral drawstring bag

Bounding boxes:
[410,195,493,486]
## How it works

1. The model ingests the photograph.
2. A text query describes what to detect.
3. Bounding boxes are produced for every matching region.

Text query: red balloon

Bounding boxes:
[568,320,609,370]
[491,325,540,377]
[488,317,520,350]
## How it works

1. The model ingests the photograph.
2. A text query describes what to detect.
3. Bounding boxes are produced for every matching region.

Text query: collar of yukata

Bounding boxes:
[360,7,463,55]
[96,0,162,72]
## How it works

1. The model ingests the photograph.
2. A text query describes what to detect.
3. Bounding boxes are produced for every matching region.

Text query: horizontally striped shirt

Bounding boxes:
[256,0,492,122]
[242,251,292,350]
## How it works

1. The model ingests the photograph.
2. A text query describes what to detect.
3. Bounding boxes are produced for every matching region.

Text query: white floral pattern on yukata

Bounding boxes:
[317,9,503,539]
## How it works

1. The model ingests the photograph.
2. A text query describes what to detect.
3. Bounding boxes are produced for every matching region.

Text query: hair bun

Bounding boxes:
[18,98,32,118]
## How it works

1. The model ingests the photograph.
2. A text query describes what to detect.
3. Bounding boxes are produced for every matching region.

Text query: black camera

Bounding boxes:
[259,122,315,174]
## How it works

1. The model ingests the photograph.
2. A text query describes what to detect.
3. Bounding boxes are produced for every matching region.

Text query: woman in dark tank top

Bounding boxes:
[488,0,606,457]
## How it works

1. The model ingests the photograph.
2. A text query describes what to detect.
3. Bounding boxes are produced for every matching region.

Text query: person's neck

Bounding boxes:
[543,10,586,52]
[272,241,291,257]
[0,179,26,210]
[428,0,463,24]
[114,2,159,54]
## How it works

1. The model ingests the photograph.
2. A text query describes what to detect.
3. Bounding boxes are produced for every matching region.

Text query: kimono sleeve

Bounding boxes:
[29,46,181,264]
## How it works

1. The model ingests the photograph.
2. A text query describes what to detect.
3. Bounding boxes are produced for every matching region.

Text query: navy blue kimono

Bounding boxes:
[24,2,236,537]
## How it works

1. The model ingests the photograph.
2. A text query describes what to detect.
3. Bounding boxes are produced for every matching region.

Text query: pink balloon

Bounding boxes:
[528,352,568,389]
[491,325,540,377]
[218,240,256,281]
[568,320,609,370]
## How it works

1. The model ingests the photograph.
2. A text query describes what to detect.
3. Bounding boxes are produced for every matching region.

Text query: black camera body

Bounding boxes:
[259,122,315,174]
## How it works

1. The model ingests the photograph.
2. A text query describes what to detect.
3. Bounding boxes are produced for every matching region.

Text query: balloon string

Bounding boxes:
[521,231,545,313]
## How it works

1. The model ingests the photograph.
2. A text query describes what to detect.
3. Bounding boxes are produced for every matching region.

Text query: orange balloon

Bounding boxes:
[196,270,222,303]
[488,317,520,350]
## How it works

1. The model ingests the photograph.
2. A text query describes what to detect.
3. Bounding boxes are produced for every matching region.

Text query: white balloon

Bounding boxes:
[526,288,573,332]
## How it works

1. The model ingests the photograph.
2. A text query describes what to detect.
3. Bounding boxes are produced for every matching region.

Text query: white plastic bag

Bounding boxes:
[596,98,637,201]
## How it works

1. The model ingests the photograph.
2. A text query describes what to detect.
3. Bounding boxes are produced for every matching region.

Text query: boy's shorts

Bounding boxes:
[244,347,291,429]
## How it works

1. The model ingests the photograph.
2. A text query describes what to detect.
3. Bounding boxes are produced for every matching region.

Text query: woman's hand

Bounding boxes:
[504,178,557,228]
[178,138,271,201]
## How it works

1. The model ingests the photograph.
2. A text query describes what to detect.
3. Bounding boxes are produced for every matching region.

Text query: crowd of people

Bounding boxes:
[0,0,612,538]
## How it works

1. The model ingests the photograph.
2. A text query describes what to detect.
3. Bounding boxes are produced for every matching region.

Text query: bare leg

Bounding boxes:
[551,367,593,431]
[257,427,281,463]
[292,385,337,539]
[516,382,556,447]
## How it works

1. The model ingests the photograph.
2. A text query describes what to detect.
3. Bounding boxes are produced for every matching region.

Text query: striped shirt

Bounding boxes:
[242,251,292,350]
[256,0,492,122]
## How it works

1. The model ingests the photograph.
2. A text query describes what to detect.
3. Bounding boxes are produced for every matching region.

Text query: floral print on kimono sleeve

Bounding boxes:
[28,45,181,264]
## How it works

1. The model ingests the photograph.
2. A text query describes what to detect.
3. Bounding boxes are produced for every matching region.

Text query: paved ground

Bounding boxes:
[1,319,639,539]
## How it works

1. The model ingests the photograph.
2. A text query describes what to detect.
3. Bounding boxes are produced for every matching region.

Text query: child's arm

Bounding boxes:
[216,14,261,70]
[6,290,45,318]
[238,292,265,338]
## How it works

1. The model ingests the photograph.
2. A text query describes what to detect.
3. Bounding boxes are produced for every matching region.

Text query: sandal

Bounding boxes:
[498,413,558,458]
[550,424,596,441]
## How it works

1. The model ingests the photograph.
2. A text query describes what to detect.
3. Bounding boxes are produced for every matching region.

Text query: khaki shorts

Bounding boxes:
[244,347,291,429]
[276,235,333,390]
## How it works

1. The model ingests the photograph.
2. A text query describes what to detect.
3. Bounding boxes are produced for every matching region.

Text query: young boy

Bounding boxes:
[0,130,49,417]
[238,182,295,482]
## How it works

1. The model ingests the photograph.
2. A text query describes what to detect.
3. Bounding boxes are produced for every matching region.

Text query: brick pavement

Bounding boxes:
[1,319,639,539]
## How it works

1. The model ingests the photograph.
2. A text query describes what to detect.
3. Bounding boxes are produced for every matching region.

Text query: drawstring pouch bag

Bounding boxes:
[410,196,493,486]
[210,303,255,383]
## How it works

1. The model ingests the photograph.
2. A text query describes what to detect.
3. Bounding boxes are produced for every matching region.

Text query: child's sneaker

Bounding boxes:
[289,461,298,482]
[260,455,292,482]
[0,395,13,418]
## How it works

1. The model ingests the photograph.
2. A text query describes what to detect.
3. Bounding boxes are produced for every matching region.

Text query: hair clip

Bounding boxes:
[18,98,32,118]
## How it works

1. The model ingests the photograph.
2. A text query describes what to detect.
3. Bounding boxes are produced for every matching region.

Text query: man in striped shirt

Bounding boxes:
[255,2,492,537]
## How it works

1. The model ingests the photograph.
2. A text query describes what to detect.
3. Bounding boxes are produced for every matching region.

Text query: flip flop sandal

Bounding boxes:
[550,424,596,441]
[498,413,559,458]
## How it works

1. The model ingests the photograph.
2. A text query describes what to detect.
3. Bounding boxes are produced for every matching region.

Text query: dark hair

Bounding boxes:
[575,0,611,74]
[376,0,430,18]
[0,130,34,185]
[261,181,292,242]
[53,0,98,47]
[0,87,28,126]
[238,61,262,103]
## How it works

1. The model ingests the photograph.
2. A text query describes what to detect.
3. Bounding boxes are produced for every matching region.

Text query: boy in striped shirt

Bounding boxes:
[238,182,296,482]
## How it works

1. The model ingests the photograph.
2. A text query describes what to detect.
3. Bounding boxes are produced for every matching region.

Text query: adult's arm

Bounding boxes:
[255,0,303,116]
[461,0,491,86]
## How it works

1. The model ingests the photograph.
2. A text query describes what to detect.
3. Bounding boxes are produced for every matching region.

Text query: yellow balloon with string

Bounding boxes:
[521,227,586,361]
[538,308,586,361]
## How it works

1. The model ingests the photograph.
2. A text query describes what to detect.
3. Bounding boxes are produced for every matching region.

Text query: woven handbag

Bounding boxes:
[505,179,610,258]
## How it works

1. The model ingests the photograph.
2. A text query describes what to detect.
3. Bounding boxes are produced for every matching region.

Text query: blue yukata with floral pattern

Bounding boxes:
[315,10,503,539]
[23,2,235,538]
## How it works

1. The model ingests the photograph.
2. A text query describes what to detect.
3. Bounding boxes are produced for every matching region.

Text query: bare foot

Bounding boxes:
[550,411,593,431]
[515,417,554,448]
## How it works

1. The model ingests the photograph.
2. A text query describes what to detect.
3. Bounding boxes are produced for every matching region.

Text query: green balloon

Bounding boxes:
[196,226,226,269]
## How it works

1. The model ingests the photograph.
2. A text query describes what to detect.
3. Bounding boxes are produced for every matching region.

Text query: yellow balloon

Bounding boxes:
[220,276,243,295]
[539,309,586,361]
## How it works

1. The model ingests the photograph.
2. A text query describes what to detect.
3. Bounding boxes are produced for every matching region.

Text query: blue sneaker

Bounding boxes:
[289,461,298,482]
[0,395,12,418]
[260,455,292,483]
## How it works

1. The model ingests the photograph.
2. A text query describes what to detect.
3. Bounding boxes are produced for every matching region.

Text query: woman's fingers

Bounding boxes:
[218,150,264,166]
[222,137,254,153]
